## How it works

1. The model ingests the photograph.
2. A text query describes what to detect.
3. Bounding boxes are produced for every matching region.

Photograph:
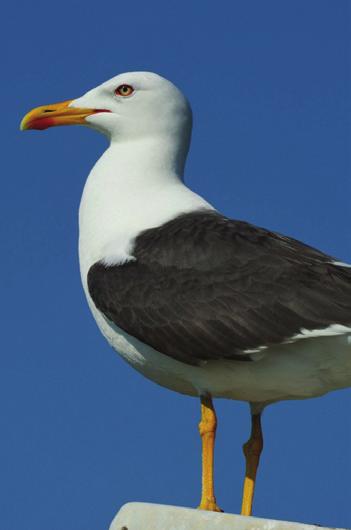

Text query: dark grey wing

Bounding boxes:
[88,211,351,366]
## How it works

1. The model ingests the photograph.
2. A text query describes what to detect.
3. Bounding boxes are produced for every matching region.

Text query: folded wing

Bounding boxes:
[88,211,351,365]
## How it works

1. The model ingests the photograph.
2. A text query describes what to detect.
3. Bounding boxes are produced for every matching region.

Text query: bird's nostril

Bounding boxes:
[43,109,55,113]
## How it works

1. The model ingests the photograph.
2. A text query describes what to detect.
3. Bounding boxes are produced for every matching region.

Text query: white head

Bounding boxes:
[21,72,192,173]
[73,72,192,142]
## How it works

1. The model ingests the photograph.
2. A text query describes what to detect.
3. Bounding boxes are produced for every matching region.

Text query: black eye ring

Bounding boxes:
[115,84,134,97]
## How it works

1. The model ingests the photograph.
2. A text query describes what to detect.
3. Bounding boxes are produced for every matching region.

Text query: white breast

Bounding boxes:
[78,142,213,286]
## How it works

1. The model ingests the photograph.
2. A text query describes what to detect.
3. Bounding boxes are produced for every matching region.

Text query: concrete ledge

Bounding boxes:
[110,502,348,530]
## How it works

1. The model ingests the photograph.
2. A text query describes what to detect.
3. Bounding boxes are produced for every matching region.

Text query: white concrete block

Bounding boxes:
[109,502,348,530]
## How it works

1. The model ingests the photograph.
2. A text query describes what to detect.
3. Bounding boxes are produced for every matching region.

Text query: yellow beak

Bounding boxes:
[20,99,110,131]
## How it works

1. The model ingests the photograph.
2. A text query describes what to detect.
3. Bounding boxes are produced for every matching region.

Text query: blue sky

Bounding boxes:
[2,1,350,529]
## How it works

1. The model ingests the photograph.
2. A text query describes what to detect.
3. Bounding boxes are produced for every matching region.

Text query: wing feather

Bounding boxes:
[88,211,351,365]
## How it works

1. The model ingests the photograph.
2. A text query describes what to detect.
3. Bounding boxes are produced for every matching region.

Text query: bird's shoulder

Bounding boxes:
[132,209,339,269]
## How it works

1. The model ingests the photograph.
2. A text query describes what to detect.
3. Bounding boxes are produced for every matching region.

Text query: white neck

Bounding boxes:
[78,137,213,281]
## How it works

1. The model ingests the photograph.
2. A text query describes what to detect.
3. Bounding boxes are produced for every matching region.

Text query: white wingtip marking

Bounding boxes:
[331,260,351,268]
[292,324,351,340]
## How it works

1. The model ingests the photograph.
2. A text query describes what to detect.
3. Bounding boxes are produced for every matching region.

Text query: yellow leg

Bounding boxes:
[197,395,223,512]
[241,412,263,516]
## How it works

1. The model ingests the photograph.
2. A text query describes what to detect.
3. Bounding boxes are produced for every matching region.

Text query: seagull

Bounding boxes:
[21,71,351,516]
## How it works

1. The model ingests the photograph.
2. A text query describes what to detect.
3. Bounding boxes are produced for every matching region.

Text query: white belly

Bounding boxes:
[87,295,351,406]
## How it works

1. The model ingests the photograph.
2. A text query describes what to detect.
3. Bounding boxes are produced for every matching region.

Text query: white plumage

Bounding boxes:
[73,72,351,408]
[21,71,351,516]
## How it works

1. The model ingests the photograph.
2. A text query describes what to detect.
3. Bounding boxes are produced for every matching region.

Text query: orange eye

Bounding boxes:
[115,84,134,97]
